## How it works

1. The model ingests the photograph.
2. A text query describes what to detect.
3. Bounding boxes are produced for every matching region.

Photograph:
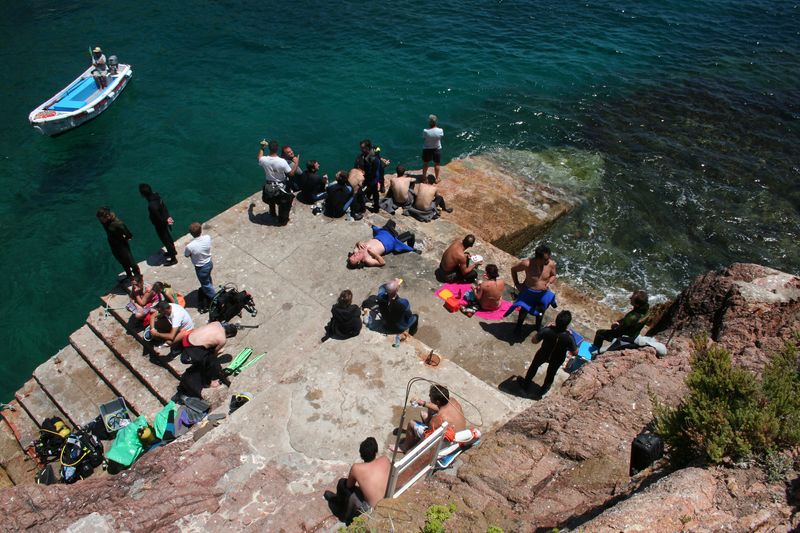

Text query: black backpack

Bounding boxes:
[33,416,71,463]
[59,429,104,484]
[208,284,257,323]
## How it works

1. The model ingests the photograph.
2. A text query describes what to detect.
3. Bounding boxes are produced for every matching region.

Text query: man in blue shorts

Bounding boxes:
[347,220,418,268]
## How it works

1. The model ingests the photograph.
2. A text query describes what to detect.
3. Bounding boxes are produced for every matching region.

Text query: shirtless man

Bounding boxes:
[347,221,417,268]
[385,165,415,206]
[177,321,238,398]
[413,175,452,213]
[509,244,557,335]
[439,234,481,283]
[324,437,390,521]
[347,167,367,218]
[393,384,466,452]
[473,264,505,311]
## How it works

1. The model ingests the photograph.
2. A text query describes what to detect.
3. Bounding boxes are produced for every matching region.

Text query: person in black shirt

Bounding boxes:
[354,140,388,213]
[139,183,177,265]
[324,171,354,218]
[297,160,328,204]
[96,206,141,282]
[523,310,577,395]
[322,290,362,342]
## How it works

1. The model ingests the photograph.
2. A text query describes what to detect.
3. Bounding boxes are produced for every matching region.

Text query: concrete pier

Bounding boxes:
[0,158,616,530]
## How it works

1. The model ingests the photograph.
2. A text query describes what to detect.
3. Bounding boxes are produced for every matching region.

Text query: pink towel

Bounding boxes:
[435,283,512,321]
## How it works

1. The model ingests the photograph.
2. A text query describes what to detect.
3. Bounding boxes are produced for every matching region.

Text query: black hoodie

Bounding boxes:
[325,304,362,339]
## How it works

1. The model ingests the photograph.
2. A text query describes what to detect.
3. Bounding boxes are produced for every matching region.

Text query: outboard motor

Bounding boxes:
[107,55,119,75]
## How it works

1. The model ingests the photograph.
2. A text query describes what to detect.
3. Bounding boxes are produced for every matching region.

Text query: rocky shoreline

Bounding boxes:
[0,156,797,532]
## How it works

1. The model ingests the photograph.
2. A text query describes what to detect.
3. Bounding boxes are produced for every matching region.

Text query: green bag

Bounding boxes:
[153,401,176,440]
[106,415,148,467]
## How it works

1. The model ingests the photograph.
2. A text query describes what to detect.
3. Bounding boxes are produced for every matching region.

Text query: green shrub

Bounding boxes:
[486,527,504,533]
[654,337,800,465]
[422,502,457,533]
[338,515,370,533]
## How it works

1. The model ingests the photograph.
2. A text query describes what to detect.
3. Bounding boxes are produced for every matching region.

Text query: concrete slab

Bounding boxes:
[15,378,69,428]
[70,325,164,418]
[33,345,118,427]
[86,310,179,404]
[0,400,39,451]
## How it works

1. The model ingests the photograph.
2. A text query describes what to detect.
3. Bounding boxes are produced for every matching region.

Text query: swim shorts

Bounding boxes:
[422,148,441,164]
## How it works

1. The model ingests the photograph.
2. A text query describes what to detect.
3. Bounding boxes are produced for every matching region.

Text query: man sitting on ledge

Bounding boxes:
[391,384,466,453]
[324,437,390,524]
[589,290,650,356]
[438,234,481,283]
[505,244,558,337]
[377,278,419,337]
[347,220,418,268]
[150,301,194,349]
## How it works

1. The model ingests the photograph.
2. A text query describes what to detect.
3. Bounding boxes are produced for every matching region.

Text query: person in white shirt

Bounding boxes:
[184,222,215,311]
[422,114,444,183]
[91,46,108,89]
[151,301,194,347]
[258,139,297,225]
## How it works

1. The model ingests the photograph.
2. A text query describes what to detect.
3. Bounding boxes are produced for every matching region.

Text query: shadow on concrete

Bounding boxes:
[248,202,283,226]
[498,375,540,400]
[479,321,537,345]
[145,252,169,267]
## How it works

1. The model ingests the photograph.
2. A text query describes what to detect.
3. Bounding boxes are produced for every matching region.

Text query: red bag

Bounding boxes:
[444,297,461,313]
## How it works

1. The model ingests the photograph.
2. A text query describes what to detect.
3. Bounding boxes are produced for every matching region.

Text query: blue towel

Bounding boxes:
[504,287,557,317]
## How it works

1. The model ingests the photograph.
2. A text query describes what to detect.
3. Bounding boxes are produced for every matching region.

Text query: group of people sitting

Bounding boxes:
[257,117,451,226]
[325,383,467,523]
[127,275,241,399]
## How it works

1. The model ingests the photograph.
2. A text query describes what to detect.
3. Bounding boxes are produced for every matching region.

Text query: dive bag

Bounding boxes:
[208,284,257,323]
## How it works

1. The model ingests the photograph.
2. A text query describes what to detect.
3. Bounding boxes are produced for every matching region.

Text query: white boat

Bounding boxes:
[29,61,133,136]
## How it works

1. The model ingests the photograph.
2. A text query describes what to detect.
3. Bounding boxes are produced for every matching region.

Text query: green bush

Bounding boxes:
[486,527,504,533]
[422,502,457,533]
[655,337,800,465]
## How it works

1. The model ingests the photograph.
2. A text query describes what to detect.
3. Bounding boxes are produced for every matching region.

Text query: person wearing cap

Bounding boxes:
[422,114,444,183]
[91,46,108,89]
[150,300,194,348]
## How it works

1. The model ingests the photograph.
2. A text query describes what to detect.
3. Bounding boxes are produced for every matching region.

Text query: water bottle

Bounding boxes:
[392,334,401,347]
[410,400,420,408]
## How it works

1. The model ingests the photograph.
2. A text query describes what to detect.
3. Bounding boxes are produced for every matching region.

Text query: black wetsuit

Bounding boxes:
[524,327,577,392]
[102,218,140,279]
[144,192,177,260]
[324,182,353,218]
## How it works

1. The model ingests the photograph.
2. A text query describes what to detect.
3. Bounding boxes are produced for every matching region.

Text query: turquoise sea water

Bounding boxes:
[0,1,798,400]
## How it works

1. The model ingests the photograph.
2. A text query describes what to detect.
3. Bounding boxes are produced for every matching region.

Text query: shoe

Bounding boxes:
[164,258,178,266]
[352,212,363,221]
[444,207,453,213]
[323,490,336,503]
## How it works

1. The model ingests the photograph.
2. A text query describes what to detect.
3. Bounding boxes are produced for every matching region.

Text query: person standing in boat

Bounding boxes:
[96,207,141,283]
[91,46,108,89]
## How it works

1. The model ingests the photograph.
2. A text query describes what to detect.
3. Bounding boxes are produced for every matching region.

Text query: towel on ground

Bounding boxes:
[435,283,512,321]
[379,194,412,215]
[402,199,440,222]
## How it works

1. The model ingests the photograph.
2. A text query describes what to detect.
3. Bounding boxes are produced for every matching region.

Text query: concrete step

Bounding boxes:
[99,295,187,379]
[86,309,179,405]
[33,345,118,428]
[15,378,70,429]
[0,421,37,485]
[70,325,165,418]
[0,401,40,452]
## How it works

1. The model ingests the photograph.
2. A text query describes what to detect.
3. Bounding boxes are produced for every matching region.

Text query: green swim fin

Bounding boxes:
[233,352,265,376]
[224,348,253,375]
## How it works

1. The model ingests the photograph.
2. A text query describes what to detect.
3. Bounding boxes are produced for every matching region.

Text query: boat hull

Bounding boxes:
[29,64,133,136]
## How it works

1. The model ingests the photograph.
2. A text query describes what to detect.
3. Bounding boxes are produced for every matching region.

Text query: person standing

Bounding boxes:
[96,207,140,282]
[523,310,578,396]
[422,114,444,183]
[138,183,177,265]
[184,222,215,312]
[258,139,297,226]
